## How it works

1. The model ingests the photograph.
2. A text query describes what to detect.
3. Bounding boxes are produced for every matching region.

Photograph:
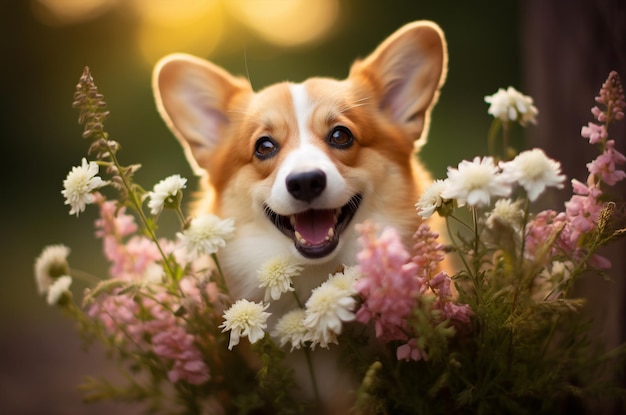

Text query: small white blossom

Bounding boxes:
[484,86,538,126]
[272,309,308,351]
[257,257,303,301]
[485,199,524,230]
[326,266,360,294]
[142,263,165,285]
[220,299,270,350]
[62,158,108,216]
[499,149,566,201]
[441,156,511,207]
[147,174,187,215]
[177,215,235,260]
[535,261,573,301]
[46,275,72,305]
[34,244,70,295]
[416,179,449,218]
[303,282,356,349]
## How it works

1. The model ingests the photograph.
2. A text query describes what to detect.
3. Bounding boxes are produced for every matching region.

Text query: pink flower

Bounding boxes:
[525,210,565,261]
[564,178,604,243]
[94,197,174,281]
[428,271,453,299]
[94,197,137,239]
[354,222,424,343]
[103,235,165,280]
[586,140,626,186]
[580,122,608,144]
[397,338,428,362]
[87,293,144,345]
[355,222,473,356]
[429,272,473,327]
[151,320,210,385]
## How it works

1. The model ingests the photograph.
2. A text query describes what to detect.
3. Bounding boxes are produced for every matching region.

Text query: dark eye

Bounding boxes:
[254,136,279,160]
[327,126,354,149]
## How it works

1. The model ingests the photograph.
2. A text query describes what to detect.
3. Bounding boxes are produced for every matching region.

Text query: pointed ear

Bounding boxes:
[153,54,252,174]
[350,21,447,147]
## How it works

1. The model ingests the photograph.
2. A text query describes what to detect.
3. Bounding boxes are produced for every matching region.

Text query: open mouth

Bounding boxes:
[263,194,363,259]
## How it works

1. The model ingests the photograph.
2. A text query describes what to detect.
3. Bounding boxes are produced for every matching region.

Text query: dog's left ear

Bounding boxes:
[350,21,447,147]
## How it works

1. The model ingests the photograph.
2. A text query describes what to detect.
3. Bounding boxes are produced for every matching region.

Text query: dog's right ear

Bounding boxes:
[153,54,252,174]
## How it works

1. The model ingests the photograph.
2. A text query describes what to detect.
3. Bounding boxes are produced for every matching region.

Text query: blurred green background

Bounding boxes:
[2,1,622,414]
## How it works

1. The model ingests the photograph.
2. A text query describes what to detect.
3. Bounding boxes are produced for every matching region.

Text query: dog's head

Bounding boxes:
[153,21,447,276]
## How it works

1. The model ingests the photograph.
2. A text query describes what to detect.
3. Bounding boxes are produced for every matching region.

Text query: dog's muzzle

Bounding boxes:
[264,169,362,259]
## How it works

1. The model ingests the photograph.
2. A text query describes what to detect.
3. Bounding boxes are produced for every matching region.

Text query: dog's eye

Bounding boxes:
[327,126,354,149]
[254,136,279,159]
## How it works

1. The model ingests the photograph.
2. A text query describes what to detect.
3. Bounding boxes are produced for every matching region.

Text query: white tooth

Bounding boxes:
[327,228,335,238]
[290,215,296,227]
[294,231,307,245]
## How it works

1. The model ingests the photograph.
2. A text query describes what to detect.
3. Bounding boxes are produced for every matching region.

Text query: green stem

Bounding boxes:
[487,118,502,159]
[211,253,230,297]
[175,205,187,227]
[449,213,474,233]
[472,207,480,276]
[502,121,511,160]
[69,267,101,285]
[304,348,321,408]
[507,198,530,371]
[445,216,473,280]
[291,291,304,309]
[105,142,175,281]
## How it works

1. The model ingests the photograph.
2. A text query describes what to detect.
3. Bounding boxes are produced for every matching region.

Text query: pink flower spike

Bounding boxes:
[355,222,426,343]
[595,71,625,123]
[412,223,445,279]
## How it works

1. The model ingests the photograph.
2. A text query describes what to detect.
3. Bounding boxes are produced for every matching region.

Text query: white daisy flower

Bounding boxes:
[272,308,308,351]
[303,282,356,349]
[416,179,449,218]
[177,214,235,260]
[147,174,187,215]
[499,149,566,201]
[441,156,511,208]
[257,257,302,301]
[34,244,70,295]
[62,158,108,216]
[220,299,270,350]
[46,275,72,306]
[484,86,538,126]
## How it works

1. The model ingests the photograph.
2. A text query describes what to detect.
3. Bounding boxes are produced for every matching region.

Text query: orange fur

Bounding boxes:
[154,20,447,414]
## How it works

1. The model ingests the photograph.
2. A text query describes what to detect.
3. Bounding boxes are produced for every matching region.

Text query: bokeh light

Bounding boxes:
[132,0,224,64]
[225,0,339,47]
[31,0,340,66]
[32,0,117,26]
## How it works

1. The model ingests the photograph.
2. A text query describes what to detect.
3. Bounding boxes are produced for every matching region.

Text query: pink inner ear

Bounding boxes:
[381,79,413,123]
[294,209,335,245]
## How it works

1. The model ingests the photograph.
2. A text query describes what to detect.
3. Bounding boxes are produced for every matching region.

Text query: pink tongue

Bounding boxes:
[294,209,335,245]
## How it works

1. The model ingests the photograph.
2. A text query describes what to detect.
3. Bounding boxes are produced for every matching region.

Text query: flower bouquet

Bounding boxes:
[34,67,626,414]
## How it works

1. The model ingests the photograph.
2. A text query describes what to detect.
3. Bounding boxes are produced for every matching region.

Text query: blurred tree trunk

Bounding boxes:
[522,0,626,411]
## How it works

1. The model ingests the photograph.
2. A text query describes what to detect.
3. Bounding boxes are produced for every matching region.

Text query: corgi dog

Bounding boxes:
[153,20,447,413]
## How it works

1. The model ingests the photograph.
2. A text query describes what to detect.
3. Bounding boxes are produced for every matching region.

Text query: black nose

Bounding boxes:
[286,169,327,202]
